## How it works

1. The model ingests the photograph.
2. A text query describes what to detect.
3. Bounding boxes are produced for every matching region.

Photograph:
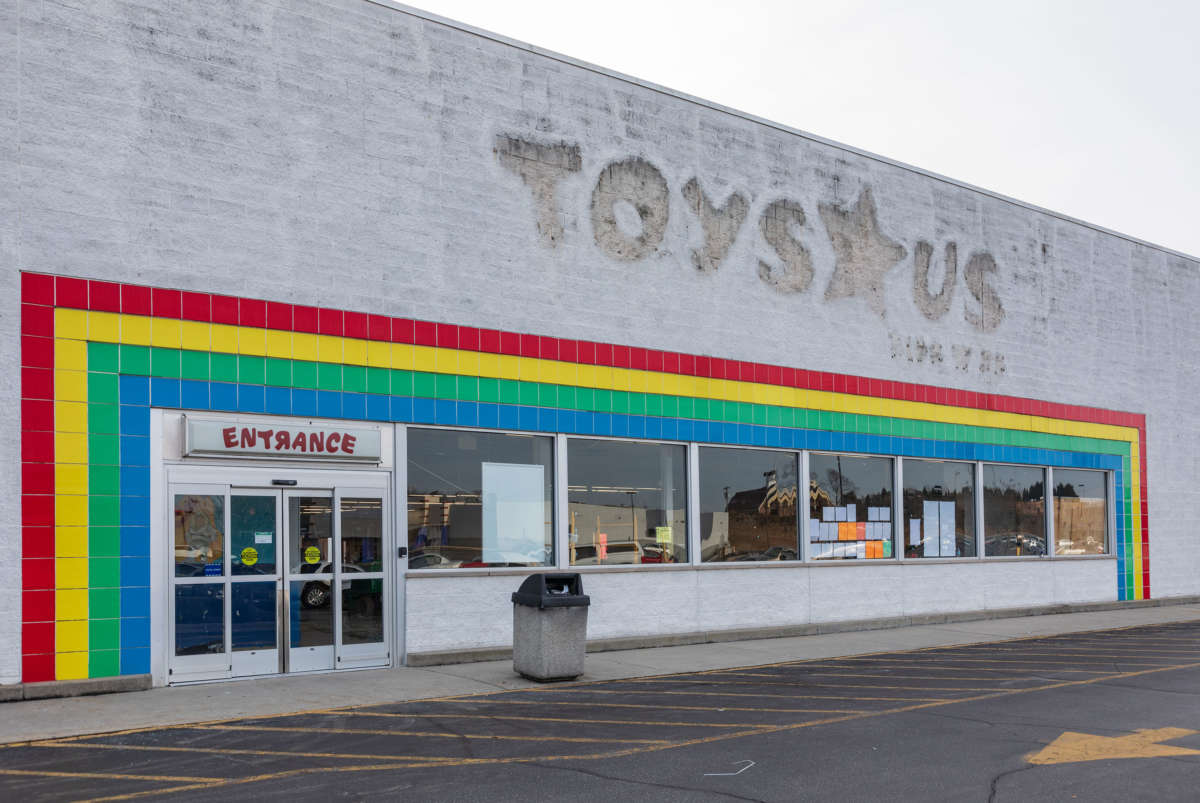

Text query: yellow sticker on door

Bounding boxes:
[304,546,321,564]
[240,546,258,566]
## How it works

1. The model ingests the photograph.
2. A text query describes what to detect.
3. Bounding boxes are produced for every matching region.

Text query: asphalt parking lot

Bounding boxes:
[2,620,1199,802]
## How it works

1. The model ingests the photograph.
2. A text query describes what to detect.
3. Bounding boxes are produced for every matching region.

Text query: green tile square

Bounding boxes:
[557,386,575,409]
[517,381,538,406]
[88,404,120,434]
[537,384,558,407]
[238,355,265,385]
[88,373,119,405]
[610,391,630,415]
[119,344,151,375]
[692,398,709,419]
[391,370,413,396]
[458,376,479,401]
[293,361,318,389]
[88,434,121,465]
[150,347,181,378]
[413,372,436,399]
[317,363,342,391]
[89,587,120,619]
[576,386,594,411]
[89,527,121,558]
[366,367,390,395]
[343,365,366,393]
[87,342,120,373]
[643,394,661,417]
[89,649,120,679]
[88,556,121,588]
[265,358,291,387]
[180,350,210,381]
[752,405,767,426]
[88,465,120,496]
[675,396,692,419]
[497,379,519,405]
[477,377,499,403]
[434,374,457,399]
[766,406,781,427]
[89,495,120,527]
[594,389,612,413]
[88,619,120,651]
[210,353,238,383]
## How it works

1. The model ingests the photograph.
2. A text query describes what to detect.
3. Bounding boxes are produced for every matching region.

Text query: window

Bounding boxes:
[808,453,894,560]
[568,439,687,565]
[699,447,799,562]
[983,464,1045,556]
[902,459,976,558]
[407,429,554,568]
[1053,469,1108,555]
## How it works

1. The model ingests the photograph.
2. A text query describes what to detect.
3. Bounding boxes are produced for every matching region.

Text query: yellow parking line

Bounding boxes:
[0,768,220,783]
[338,711,768,729]
[32,740,465,764]
[803,662,1112,674]
[535,688,948,702]
[190,724,671,745]
[615,678,1016,692]
[429,699,865,715]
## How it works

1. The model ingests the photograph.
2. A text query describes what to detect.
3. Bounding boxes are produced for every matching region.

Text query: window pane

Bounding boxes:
[699,447,798,562]
[983,465,1046,556]
[341,498,384,572]
[231,495,276,575]
[289,497,333,574]
[342,579,384,645]
[407,429,553,569]
[568,439,687,565]
[903,459,976,558]
[1054,469,1107,555]
[808,454,893,561]
[174,494,225,577]
[175,584,224,656]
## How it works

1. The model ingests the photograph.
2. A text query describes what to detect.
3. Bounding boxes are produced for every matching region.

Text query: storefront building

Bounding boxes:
[3,1,1197,689]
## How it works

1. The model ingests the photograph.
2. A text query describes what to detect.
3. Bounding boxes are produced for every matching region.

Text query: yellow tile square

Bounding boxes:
[265,329,292,360]
[458,351,480,378]
[150,318,182,349]
[55,556,89,589]
[496,355,519,381]
[180,321,211,351]
[55,588,88,620]
[55,494,88,527]
[54,464,88,496]
[413,346,437,374]
[343,338,367,366]
[433,349,457,374]
[122,315,152,346]
[54,526,89,558]
[55,401,88,433]
[366,341,390,369]
[54,338,88,371]
[55,650,89,680]
[292,332,318,362]
[239,326,266,356]
[54,308,88,340]
[210,324,238,354]
[87,311,121,343]
[477,353,500,379]
[55,370,88,403]
[55,431,88,465]
[317,335,343,363]
[390,344,413,371]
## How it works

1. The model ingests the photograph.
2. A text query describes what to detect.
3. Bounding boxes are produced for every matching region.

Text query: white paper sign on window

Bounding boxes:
[481,463,546,564]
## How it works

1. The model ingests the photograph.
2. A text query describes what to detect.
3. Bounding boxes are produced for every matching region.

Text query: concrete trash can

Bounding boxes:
[511,573,590,681]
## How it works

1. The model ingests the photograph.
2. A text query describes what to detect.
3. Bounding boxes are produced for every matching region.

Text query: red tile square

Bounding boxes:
[754,363,769,384]
[266,301,292,331]
[499,331,521,356]
[663,352,678,374]
[21,430,53,463]
[22,653,54,683]
[781,367,796,387]
[768,365,781,385]
[695,356,709,377]
[21,303,54,337]
[318,308,343,336]
[22,494,54,527]
[628,347,646,371]
[22,621,54,655]
[121,283,152,315]
[22,525,54,559]
[816,373,834,392]
[391,318,415,344]
[458,327,479,351]
[437,323,458,349]
[22,589,54,622]
[239,297,267,328]
[55,276,88,309]
[181,291,211,322]
[89,280,122,312]
[478,329,500,353]
[558,339,577,363]
[368,314,391,342]
[519,334,538,358]
[539,336,558,361]
[341,310,366,340]
[21,272,55,306]
[611,345,629,368]
[293,305,319,334]
[646,350,663,372]
[211,294,239,325]
[21,367,54,401]
[152,288,182,318]
[21,461,54,493]
[577,340,595,365]
[414,321,436,347]
[21,558,55,591]
[595,343,612,366]
[21,336,54,370]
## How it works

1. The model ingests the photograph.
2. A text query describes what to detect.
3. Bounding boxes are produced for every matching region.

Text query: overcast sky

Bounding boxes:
[403,0,1200,258]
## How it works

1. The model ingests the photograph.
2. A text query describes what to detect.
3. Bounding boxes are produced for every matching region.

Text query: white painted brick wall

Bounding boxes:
[3,0,1196,680]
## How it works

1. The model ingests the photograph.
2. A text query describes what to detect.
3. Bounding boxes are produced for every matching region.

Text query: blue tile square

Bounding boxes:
[180,380,208,410]
[265,386,291,415]
[120,556,150,586]
[119,466,150,497]
[413,397,436,424]
[477,402,498,429]
[120,496,149,527]
[661,418,678,441]
[149,377,180,408]
[434,399,457,426]
[236,384,265,413]
[575,411,593,435]
[120,525,149,557]
[391,396,413,422]
[317,390,341,418]
[119,405,150,436]
[210,381,237,411]
[120,586,150,619]
[120,647,150,676]
[719,422,735,444]
[537,407,556,432]
[120,617,151,649]
[292,388,317,416]
[608,413,626,438]
[458,401,479,427]
[627,416,646,439]
[518,406,538,432]
[118,375,149,406]
[342,392,366,420]
[366,394,390,421]
[119,435,150,467]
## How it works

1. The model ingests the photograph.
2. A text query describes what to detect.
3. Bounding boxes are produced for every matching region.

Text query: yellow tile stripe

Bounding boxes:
[52,328,89,680]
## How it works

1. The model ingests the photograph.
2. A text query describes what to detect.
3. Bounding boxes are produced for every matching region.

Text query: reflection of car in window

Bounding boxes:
[300,562,364,608]
[408,552,461,570]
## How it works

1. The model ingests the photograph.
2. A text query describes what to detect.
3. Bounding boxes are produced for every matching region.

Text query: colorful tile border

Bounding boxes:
[18,272,1150,682]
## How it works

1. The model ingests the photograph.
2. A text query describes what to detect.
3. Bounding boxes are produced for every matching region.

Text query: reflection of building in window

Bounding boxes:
[1054,472,1107,555]
[175,494,224,566]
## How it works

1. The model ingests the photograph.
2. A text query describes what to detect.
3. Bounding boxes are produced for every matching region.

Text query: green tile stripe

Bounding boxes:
[84,345,123,675]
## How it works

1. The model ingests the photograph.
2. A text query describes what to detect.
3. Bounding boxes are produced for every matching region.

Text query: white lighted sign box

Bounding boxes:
[185,417,382,462]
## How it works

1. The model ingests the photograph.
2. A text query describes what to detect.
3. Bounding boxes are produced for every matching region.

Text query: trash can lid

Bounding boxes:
[511,573,591,608]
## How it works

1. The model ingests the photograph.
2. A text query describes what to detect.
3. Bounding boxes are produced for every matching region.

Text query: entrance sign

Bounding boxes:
[185,418,381,462]
[481,462,546,563]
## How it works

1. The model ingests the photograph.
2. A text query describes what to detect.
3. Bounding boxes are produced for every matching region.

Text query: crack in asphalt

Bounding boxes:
[527,760,768,803]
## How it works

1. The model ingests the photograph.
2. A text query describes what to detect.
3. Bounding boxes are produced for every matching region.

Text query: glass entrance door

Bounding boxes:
[168,472,391,683]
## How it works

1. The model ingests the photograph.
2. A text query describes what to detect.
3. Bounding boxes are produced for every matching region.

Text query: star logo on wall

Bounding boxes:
[819,188,907,318]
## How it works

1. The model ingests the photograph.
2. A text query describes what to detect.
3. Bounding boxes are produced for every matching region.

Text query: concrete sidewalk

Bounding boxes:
[3,602,1198,745]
